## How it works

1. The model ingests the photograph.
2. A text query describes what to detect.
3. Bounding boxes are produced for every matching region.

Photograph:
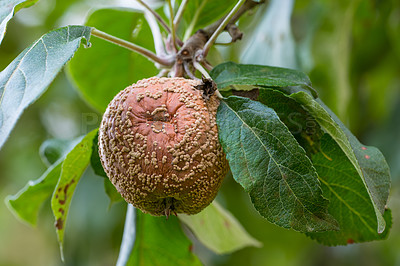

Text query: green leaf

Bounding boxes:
[5,137,82,226]
[210,62,317,97]
[307,134,392,245]
[127,210,202,266]
[68,8,158,112]
[104,178,123,206]
[90,131,107,178]
[51,129,98,258]
[6,162,62,226]
[0,0,38,44]
[289,91,390,233]
[179,201,262,254]
[217,96,338,232]
[319,99,391,219]
[258,89,324,156]
[40,138,82,166]
[89,131,122,205]
[0,25,91,149]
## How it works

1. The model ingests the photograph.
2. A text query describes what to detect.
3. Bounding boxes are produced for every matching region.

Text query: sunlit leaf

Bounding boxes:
[217,96,338,232]
[127,210,202,266]
[179,201,262,254]
[51,129,98,259]
[0,0,38,44]
[68,8,158,112]
[307,134,392,245]
[0,25,91,149]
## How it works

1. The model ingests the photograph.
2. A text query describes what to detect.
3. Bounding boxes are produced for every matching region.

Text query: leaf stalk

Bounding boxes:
[91,28,174,66]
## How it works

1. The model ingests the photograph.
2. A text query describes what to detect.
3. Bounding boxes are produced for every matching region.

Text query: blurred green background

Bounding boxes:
[1,0,399,265]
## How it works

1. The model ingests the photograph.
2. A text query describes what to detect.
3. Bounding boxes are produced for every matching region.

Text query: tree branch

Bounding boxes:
[204,0,266,34]
[177,0,265,63]
[202,0,246,58]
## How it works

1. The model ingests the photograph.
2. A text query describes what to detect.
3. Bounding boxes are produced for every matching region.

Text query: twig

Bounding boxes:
[167,0,178,51]
[157,69,169,77]
[226,23,243,41]
[91,28,173,66]
[173,0,265,78]
[205,0,266,34]
[193,61,211,79]
[183,61,200,80]
[201,0,246,58]
[173,0,189,30]
[136,0,171,33]
[202,61,213,71]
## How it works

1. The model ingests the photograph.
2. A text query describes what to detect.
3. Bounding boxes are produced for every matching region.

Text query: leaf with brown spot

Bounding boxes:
[51,129,98,260]
[6,137,81,226]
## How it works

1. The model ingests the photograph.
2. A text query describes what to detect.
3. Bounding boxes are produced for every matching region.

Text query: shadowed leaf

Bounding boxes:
[127,210,202,266]
[217,96,338,232]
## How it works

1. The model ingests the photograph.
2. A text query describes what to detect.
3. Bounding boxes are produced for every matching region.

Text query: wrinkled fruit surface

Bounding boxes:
[98,77,228,216]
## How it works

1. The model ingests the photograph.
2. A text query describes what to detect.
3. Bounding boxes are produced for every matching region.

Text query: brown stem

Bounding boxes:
[204,0,266,34]
[202,0,246,58]
[226,23,243,42]
[178,30,209,61]
[183,61,200,80]
[172,0,265,79]
[176,0,264,64]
